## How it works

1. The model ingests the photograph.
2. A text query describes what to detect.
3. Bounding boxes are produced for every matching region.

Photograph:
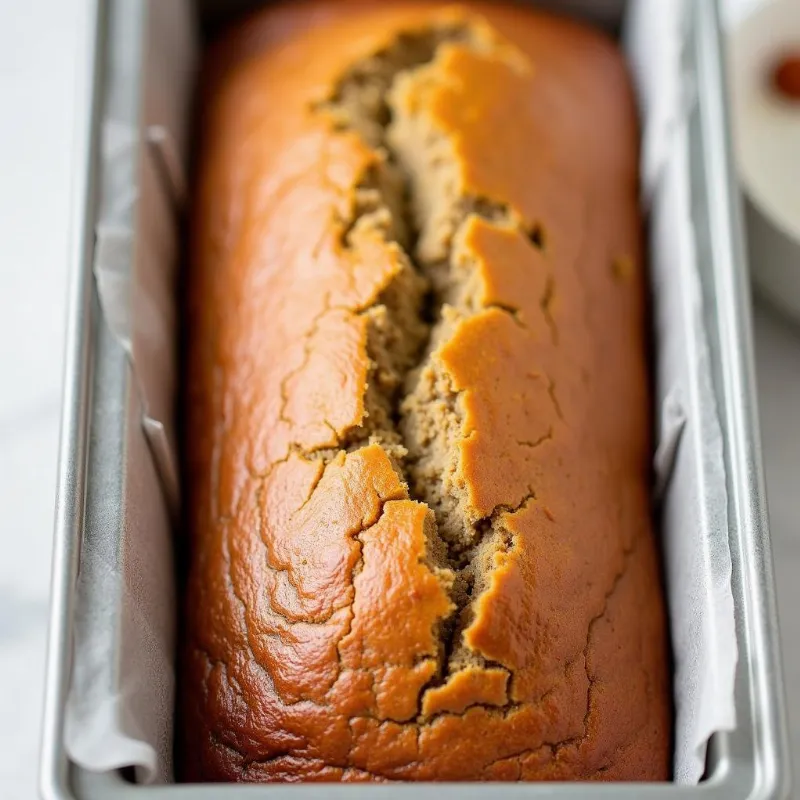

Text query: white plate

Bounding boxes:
[728,0,800,321]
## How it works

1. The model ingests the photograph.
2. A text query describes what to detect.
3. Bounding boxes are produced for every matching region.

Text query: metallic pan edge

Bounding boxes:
[688,1,791,796]
[40,0,105,797]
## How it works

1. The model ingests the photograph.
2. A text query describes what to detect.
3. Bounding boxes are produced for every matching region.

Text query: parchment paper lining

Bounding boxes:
[65,0,737,786]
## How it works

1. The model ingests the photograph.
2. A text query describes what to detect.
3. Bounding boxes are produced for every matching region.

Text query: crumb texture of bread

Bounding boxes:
[180,0,671,783]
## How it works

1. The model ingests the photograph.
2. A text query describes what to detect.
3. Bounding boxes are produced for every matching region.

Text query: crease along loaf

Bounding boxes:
[180,0,672,783]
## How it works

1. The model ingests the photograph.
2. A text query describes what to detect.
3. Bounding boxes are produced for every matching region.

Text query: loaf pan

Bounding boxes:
[40,0,791,797]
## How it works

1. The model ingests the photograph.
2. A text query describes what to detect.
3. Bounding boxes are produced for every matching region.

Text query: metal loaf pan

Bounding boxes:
[40,0,791,797]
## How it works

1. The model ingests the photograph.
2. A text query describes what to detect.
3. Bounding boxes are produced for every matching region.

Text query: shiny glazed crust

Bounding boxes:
[180,0,671,782]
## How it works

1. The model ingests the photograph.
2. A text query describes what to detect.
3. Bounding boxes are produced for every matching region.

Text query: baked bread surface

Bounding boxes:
[180,0,671,782]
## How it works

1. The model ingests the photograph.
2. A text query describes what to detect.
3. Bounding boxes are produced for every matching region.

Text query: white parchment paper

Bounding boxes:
[65,0,737,786]
[626,1,738,783]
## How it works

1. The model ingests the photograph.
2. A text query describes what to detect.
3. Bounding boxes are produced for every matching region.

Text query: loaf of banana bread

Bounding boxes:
[179,0,671,782]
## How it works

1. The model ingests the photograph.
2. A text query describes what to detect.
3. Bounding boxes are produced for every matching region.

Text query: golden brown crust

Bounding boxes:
[180,0,671,783]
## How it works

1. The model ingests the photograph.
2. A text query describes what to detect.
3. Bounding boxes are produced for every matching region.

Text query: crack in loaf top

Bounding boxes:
[181,0,671,783]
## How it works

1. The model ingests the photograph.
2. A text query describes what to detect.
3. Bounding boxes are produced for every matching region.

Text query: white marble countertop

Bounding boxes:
[0,0,797,797]
[0,1,83,797]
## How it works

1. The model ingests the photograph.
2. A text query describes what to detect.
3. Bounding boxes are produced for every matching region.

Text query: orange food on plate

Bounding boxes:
[772,53,800,100]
